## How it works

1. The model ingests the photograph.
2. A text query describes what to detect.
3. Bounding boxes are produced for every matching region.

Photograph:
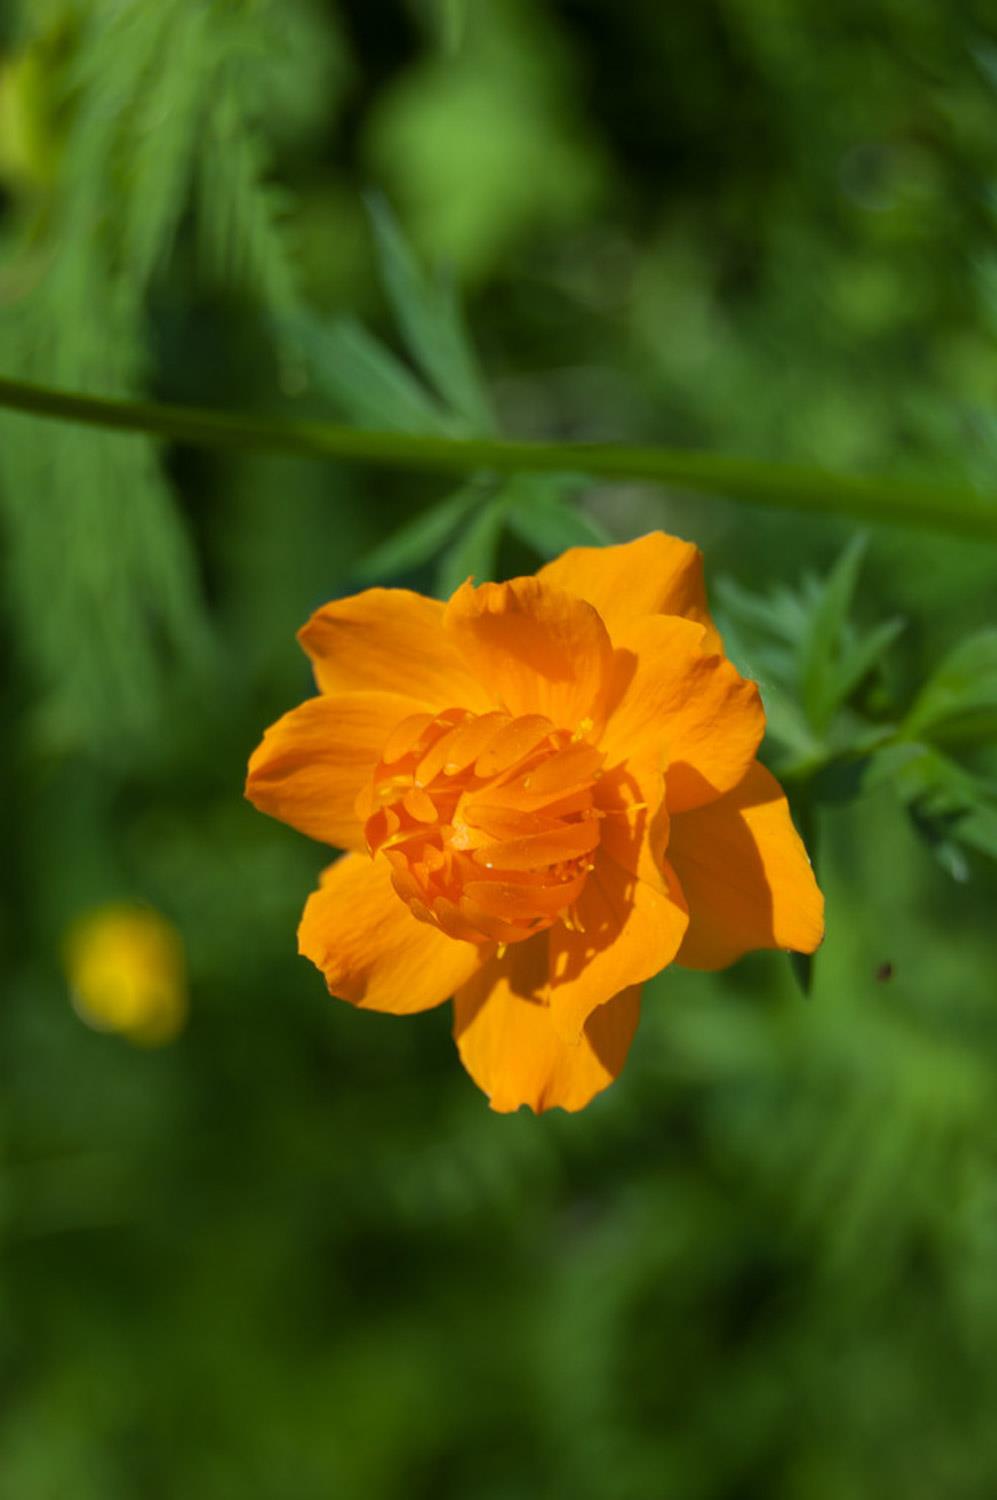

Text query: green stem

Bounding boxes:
[1,373,995,540]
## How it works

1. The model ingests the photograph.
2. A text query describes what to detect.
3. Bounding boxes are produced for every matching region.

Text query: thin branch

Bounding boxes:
[1,374,994,539]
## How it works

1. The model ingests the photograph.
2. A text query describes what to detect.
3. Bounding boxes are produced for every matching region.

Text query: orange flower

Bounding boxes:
[246,532,823,1113]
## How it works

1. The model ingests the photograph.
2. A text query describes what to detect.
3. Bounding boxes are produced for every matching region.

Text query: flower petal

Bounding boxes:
[547,850,688,1041]
[594,753,668,887]
[245,692,417,850]
[600,614,764,814]
[299,853,486,1012]
[444,576,614,730]
[299,588,493,711]
[537,531,722,651]
[668,761,824,969]
[454,935,641,1113]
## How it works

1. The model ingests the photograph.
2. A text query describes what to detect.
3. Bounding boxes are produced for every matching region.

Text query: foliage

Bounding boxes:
[719,546,997,885]
[1,2,997,1498]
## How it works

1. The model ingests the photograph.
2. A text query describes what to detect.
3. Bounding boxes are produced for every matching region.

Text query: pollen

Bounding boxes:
[362,708,605,945]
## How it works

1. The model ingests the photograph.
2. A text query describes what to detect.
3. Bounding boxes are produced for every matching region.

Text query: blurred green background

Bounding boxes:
[2,1,997,1496]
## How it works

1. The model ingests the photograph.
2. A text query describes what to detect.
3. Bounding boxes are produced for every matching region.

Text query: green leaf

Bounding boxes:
[366,194,495,435]
[718,558,901,773]
[866,740,997,877]
[903,629,997,748]
[833,616,906,706]
[714,580,808,692]
[864,741,988,809]
[907,806,972,883]
[755,682,822,763]
[955,802,997,861]
[434,498,506,598]
[716,575,811,647]
[807,755,877,805]
[355,484,485,582]
[799,533,867,734]
[291,316,452,434]
[505,484,611,556]
[790,950,815,997]
[714,595,821,765]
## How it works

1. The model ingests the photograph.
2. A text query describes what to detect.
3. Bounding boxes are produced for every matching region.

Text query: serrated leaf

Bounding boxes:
[799,533,868,734]
[291,315,452,434]
[864,741,989,810]
[832,616,905,705]
[434,499,506,598]
[903,628,997,748]
[713,607,795,693]
[756,681,821,762]
[868,740,997,874]
[366,194,494,434]
[505,487,611,556]
[715,576,811,647]
[716,600,826,769]
[355,485,484,582]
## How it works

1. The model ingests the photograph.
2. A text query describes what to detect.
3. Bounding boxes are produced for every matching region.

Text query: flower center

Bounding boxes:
[360,708,605,945]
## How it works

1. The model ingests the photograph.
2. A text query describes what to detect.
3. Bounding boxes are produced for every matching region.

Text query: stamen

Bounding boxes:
[364,708,605,946]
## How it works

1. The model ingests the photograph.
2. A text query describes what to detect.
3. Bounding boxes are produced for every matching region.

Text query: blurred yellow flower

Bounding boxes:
[0,45,61,193]
[64,905,187,1046]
